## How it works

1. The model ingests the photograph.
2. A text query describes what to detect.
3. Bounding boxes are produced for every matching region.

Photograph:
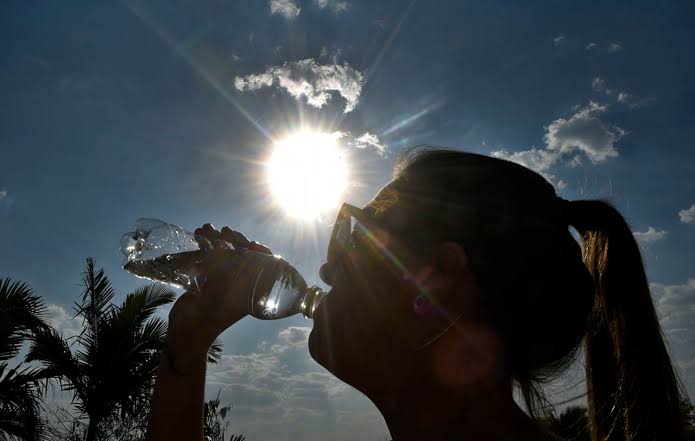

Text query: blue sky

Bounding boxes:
[1,1,694,439]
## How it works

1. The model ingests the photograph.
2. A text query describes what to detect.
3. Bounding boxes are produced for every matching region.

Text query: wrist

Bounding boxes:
[161,334,209,376]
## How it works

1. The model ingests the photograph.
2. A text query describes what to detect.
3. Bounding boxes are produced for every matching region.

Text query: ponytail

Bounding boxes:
[568,200,686,441]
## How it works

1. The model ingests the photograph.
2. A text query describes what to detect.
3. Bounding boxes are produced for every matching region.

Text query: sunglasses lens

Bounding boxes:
[335,215,352,249]
[328,206,359,263]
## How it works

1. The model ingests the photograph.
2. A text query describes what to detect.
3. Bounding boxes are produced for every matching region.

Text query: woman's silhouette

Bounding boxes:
[146,149,688,441]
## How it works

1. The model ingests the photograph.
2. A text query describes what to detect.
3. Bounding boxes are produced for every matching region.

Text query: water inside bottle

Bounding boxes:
[121,218,200,263]
[121,218,325,319]
[123,249,206,290]
[124,249,323,319]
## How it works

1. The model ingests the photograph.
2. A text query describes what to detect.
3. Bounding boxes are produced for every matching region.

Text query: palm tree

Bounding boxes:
[203,390,232,441]
[0,278,49,441]
[546,405,590,441]
[26,258,221,441]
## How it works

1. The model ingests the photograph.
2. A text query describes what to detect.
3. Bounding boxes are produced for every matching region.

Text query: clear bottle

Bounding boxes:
[120,218,325,319]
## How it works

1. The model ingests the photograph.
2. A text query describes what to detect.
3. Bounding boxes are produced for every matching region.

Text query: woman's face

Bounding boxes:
[308,184,436,392]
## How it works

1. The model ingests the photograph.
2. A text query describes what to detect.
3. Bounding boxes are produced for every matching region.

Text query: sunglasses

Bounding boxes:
[327,203,374,264]
[325,202,414,281]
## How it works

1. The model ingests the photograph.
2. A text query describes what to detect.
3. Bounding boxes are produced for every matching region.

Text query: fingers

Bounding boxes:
[195,224,273,254]
[249,241,273,255]
[220,227,251,249]
[194,223,220,240]
[194,224,219,251]
[218,226,272,254]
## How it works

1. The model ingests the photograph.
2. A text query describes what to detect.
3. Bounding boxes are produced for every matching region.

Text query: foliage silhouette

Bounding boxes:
[544,405,590,441]
[203,390,232,441]
[23,258,185,441]
[0,278,50,441]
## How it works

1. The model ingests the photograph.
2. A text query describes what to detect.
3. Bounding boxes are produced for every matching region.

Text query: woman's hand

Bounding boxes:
[165,224,273,359]
[148,226,274,441]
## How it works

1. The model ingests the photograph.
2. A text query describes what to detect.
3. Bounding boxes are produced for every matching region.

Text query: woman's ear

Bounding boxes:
[429,241,479,316]
[434,242,469,276]
[408,242,471,309]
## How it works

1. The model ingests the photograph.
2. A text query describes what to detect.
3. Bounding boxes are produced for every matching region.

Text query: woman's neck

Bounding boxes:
[371,381,550,441]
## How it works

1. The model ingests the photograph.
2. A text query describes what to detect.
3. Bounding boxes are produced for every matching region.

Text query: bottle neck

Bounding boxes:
[301,286,326,319]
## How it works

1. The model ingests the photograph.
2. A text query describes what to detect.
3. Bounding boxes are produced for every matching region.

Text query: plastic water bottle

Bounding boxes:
[120,218,325,320]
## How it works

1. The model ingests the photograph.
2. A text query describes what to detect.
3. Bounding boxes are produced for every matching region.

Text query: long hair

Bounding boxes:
[570,200,686,440]
[392,147,687,440]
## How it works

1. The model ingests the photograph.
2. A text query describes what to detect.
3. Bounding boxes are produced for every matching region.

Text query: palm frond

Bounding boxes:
[111,284,175,337]
[70,258,118,387]
[0,362,48,441]
[74,258,116,336]
[0,328,23,363]
[208,340,223,364]
[18,263,184,438]
[0,278,48,361]
[25,327,83,399]
[132,318,168,354]
[0,279,47,326]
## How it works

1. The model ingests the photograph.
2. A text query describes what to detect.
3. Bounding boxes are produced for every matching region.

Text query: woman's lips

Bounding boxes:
[311,288,333,319]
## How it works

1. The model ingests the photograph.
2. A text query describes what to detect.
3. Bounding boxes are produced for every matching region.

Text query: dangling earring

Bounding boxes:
[413,294,429,315]
[405,271,440,318]
[413,293,439,317]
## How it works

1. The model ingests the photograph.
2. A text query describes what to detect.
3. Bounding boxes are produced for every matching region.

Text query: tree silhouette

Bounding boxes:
[682,398,695,426]
[543,405,590,441]
[204,390,232,441]
[25,258,221,441]
[0,278,50,441]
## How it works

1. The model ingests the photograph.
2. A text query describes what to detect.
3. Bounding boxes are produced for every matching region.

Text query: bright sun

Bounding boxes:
[267,130,348,220]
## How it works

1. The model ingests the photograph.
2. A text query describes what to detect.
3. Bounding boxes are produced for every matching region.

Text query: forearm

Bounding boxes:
[146,343,208,441]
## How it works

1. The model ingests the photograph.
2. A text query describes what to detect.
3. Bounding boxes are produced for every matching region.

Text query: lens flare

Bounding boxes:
[267,131,348,220]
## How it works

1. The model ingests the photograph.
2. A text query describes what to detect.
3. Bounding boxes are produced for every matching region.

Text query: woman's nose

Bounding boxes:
[319,262,333,285]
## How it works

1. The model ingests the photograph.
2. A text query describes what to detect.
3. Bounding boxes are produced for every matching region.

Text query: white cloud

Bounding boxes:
[270,0,301,19]
[0,189,10,208]
[633,226,668,244]
[566,155,583,168]
[553,35,565,46]
[45,304,83,341]
[584,41,623,54]
[0,189,12,208]
[591,77,638,105]
[205,325,387,441]
[330,131,388,156]
[316,0,349,13]
[608,41,623,53]
[678,204,695,224]
[591,77,607,92]
[352,132,387,156]
[319,46,343,64]
[271,326,311,354]
[544,101,625,163]
[492,102,624,188]
[492,148,559,173]
[234,73,273,91]
[651,279,695,399]
[235,59,364,113]
[489,150,568,189]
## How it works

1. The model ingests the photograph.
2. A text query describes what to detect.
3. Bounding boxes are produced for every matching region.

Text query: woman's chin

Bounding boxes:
[307,326,334,372]
[308,318,346,376]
